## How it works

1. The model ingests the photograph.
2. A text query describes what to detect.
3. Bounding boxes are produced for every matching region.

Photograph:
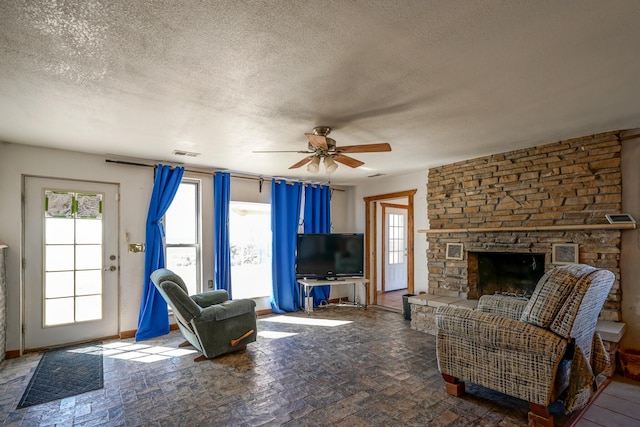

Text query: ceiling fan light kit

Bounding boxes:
[307,155,321,173]
[255,126,392,174]
[324,156,338,173]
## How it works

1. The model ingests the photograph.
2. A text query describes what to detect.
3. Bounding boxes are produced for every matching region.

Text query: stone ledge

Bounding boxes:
[449,299,479,310]
[408,294,478,309]
[595,320,625,343]
[409,296,479,335]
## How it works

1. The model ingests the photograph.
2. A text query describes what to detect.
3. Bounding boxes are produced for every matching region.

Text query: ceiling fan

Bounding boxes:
[253,126,392,173]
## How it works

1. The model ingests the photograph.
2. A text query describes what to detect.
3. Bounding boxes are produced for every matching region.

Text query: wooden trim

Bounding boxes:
[381,202,409,209]
[418,223,636,234]
[408,192,414,294]
[364,189,417,202]
[364,189,417,305]
[119,329,136,339]
[256,308,272,316]
[5,349,21,359]
[381,203,387,293]
[365,200,371,305]
[120,323,178,340]
[372,202,377,305]
[619,129,640,140]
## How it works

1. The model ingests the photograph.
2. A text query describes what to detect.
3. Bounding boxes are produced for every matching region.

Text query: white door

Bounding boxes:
[24,177,119,350]
[384,208,408,291]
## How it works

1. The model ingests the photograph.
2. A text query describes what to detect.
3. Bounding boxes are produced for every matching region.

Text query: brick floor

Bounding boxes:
[0,306,594,426]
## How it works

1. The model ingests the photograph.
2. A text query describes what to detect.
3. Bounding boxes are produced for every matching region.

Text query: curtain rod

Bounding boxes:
[105,159,345,191]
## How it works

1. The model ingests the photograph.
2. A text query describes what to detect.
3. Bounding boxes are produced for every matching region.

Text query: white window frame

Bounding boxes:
[164,179,202,295]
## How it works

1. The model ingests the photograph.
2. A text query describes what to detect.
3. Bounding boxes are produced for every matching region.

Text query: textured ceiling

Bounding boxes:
[1,1,639,184]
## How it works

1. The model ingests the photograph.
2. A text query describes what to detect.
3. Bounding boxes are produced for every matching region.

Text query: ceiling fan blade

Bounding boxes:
[289,156,313,169]
[333,154,365,168]
[336,143,392,153]
[252,150,313,153]
[305,133,328,150]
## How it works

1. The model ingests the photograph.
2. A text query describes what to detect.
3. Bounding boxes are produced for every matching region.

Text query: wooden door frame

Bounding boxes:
[381,202,409,293]
[364,189,417,305]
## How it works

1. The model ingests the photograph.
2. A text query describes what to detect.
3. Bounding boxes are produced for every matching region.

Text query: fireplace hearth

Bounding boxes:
[468,252,545,299]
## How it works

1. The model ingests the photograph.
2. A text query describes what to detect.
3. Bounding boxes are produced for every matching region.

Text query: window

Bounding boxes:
[229,201,272,299]
[164,180,200,295]
[387,213,404,265]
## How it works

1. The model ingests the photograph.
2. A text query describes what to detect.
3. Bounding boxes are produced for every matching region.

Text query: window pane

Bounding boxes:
[46,245,74,271]
[45,271,75,298]
[45,218,74,244]
[76,270,102,295]
[165,182,197,244]
[76,295,102,321]
[45,298,74,326]
[166,247,197,295]
[76,219,102,244]
[76,245,102,270]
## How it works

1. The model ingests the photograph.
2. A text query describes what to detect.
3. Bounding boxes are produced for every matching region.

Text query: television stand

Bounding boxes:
[298,278,369,315]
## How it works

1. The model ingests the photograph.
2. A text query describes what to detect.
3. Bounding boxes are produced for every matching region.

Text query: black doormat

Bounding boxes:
[17,343,103,408]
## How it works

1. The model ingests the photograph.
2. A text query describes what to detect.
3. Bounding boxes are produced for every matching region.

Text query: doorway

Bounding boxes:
[363,189,416,310]
[382,203,408,292]
[23,177,120,350]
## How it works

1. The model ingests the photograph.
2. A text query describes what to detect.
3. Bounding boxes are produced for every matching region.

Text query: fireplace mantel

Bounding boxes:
[419,223,635,234]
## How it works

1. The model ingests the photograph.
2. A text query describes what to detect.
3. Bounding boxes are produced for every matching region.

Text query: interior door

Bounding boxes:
[24,177,119,350]
[384,206,408,292]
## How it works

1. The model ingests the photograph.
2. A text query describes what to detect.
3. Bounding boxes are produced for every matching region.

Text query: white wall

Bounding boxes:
[353,170,429,294]
[621,138,640,348]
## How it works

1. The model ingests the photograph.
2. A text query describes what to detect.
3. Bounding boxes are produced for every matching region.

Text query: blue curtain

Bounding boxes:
[136,164,184,341]
[271,179,302,313]
[304,184,332,307]
[214,172,232,297]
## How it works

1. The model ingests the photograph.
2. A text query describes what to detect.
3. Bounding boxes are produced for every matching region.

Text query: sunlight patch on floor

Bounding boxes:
[258,330,298,339]
[67,341,198,363]
[260,315,352,327]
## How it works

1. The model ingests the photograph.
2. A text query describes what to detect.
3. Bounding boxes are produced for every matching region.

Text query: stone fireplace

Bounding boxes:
[410,130,628,368]
[423,130,624,322]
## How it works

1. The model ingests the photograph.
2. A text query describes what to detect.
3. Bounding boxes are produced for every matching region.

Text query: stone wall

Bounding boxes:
[426,131,623,321]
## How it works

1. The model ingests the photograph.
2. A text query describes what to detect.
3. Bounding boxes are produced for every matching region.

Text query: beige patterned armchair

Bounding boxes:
[436,264,614,427]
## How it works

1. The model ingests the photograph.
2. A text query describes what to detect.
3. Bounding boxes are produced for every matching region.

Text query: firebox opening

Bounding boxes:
[474,252,545,298]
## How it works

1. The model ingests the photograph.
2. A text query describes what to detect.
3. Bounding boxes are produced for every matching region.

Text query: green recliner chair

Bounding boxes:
[150,268,257,359]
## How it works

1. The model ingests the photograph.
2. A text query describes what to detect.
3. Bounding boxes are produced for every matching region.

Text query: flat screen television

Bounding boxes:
[295,233,364,280]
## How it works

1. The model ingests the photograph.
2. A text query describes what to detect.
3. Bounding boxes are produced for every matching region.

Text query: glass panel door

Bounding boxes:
[24,177,119,350]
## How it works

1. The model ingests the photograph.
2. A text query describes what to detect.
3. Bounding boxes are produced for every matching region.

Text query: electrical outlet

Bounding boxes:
[208,279,214,289]
[128,243,145,253]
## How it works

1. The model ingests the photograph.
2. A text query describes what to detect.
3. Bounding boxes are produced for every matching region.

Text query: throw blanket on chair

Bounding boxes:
[564,332,610,413]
